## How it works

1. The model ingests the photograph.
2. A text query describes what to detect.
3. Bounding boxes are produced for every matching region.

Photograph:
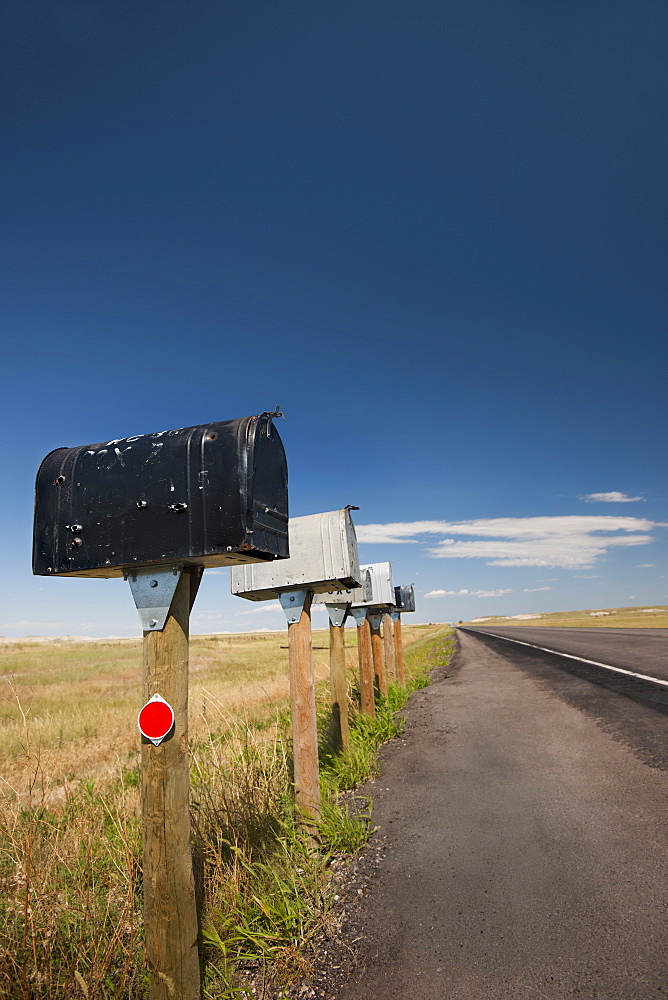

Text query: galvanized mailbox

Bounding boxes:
[314,568,372,605]
[394,584,416,613]
[230,509,360,600]
[351,561,394,608]
[33,412,288,577]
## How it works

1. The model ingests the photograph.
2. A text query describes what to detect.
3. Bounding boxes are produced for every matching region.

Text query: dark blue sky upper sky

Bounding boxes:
[1,0,666,634]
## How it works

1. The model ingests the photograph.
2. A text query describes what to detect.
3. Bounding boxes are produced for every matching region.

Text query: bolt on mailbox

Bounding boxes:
[33,412,288,578]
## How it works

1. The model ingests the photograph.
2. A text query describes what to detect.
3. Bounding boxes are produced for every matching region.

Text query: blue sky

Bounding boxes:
[1,0,666,637]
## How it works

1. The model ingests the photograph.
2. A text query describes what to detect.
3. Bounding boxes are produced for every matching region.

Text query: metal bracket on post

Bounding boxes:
[391,611,400,623]
[279,588,309,625]
[350,607,368,628]
[367,611,384,630]
[188,566,204,612]
[126,566,184,632]
[325,603,349,628]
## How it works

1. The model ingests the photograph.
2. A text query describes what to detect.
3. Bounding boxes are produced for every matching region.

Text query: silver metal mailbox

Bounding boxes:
[351,561,394,608]
[394,584,416,613]
[314,568,372,605]
[230,508,361,600]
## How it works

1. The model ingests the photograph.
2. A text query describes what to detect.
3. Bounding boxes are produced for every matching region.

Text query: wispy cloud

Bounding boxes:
[424,588,512,598]
[524,586,552,592]
[357,516,659,569]
[581,492,645,503]
[236,603,283,616]
[635,564,656,568]
[475,589,513,598]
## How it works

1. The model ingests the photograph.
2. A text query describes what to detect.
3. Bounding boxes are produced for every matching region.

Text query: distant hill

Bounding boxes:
[461,605,668,628]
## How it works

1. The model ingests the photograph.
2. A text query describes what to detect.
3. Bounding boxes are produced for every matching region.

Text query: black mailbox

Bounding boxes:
[394,585,415,613]
[33,413,288,578]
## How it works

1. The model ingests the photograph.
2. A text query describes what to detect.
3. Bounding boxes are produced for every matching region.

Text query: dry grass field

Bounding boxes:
[0,622,443,795]
[0,623,453,999]
[462,604,668,629]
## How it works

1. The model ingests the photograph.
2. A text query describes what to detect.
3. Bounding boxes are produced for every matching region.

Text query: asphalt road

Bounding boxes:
[333,629,668,1000]
[461,625,668,681]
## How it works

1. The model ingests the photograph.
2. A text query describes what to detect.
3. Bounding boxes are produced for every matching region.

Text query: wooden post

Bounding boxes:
[394,614,405,687]
[328,618,350,750]
[357,616,375,718]
[383,614,396,683]
[141,570,200,1000]
[287,591,321,834]
[369,615,387,697]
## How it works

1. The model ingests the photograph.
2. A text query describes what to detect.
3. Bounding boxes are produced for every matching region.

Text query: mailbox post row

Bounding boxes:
[32,413,417,1000]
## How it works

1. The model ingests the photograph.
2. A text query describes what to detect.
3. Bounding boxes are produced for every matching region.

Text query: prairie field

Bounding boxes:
[462,604,668,629]
[0,623,443,791]
[0,623,453,999]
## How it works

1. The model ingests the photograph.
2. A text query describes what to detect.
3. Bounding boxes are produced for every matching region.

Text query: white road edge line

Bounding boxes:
[459,629,668,689]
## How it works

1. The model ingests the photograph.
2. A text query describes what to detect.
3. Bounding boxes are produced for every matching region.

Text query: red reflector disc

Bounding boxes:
[138,697,174,743]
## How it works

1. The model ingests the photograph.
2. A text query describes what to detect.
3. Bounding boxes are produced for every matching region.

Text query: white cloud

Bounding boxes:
[581,492,645,503]
[357,516,659,569]
[424,588,512,598]
[474,589,513,598]
[635,564,656,568]
[357,521,459,544]
[425,588,470,597]
[524,586,552,592]
[236,602,283,616]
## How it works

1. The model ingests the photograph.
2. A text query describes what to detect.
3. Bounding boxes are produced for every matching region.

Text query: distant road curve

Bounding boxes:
[457,626,668,685]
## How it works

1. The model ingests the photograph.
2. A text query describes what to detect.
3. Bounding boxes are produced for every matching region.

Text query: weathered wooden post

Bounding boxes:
[33,412,289,1000]
[315,568,372,740]
[393,585,416,689]
[281,588,321,833]
[383,613,396,683]
[368,611,387,697]
[350,561,396,702]
[231,509,362,833]
[326,603,350,750]
[392,612,405,686]
[350,607,375,717]
[136,567,199,999]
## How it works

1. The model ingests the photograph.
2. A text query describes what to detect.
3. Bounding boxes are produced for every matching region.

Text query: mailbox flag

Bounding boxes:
[138,694,175,745]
